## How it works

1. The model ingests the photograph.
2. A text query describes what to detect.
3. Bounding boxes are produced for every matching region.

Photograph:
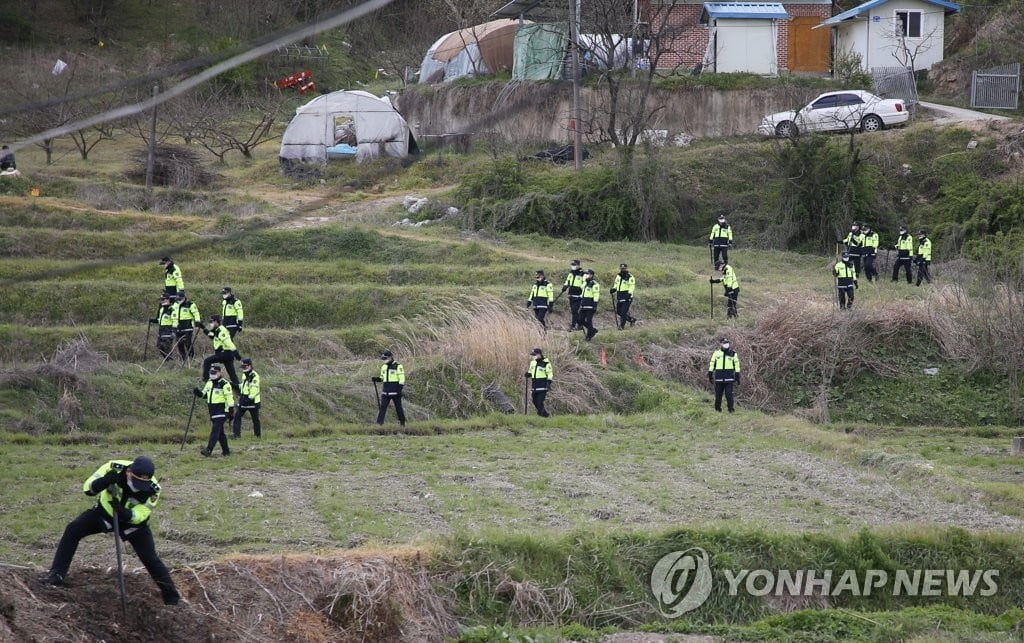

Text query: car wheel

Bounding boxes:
[775,121,798,138]
[861,114,883,133]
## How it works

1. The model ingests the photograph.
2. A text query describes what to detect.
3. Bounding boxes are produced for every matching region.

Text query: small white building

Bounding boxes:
[817,0,961,71]
[700,3,790,75]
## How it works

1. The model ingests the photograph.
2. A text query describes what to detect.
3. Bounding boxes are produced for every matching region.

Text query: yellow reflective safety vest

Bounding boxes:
[208,324,236,352]
[708,349,741,382]
[83,459,161,526]
[201,378,234,418]
[239,370,261,406]
[527,357,553,390]
[612,272,636,297]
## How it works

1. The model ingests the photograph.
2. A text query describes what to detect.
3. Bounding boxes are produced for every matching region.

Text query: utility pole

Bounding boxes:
[145,83,158,189]
[569,0,583,171]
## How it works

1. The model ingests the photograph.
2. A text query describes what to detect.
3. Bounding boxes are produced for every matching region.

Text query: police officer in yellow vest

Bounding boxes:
[707,337,741,413]
[42,456,181,605]
[524,347,553,417]
[174,291,201,361]
[580,269,601,341]
[373,350,406,426]
[842,222,865,278]
[610,263,637,330]
[232,358,262,439]
[892,224,914,283]
[194,364,234,457]
[159,256,184,296]
[834,251,858,310]
[710,261,740,319]
[201,315,240,390]
[861,224,879,282]
[150,292,177,359]
[527,270,554,329]
[561,259,587,331]
[915,229,932,286]
[709,215,734,265]
[220,287,244,338]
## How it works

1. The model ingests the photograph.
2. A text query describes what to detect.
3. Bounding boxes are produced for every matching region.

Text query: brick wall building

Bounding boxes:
[639,1,833,73]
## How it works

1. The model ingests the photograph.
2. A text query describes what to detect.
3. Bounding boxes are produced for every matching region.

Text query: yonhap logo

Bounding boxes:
[650,548,713,617]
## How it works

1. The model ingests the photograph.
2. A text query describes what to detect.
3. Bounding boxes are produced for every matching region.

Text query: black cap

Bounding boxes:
[221,286,232,294]
[619,263,628,269]
[241,358,253,366]
[210,314,221,322]
[159,292,170,300]
[918,229,927,235]
[159,256,170,262]
[720,337,730,344]
[209,364,222,373]
[129,456,155,477]
[571,259,580,265]
[535,270,545,276]
[531,347,543,355]
[584,269,595,276]
[842,251,850,259]
[175,290,186,299]
[715,260,725,269]
[381,350,393,358]
[851,221,860,226]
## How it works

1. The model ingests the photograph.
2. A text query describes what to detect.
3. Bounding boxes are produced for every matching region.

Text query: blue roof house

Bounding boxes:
[816,0,961,71]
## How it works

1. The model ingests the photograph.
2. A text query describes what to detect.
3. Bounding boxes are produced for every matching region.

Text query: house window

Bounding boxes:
[895,10,922,38]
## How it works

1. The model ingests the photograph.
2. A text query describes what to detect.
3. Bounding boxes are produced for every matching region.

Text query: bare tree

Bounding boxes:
[188,87,286,162]
[582,0,690,147]
[883,13,940,72]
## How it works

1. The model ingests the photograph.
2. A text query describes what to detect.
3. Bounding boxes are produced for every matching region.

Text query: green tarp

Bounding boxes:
[512,23,569,80]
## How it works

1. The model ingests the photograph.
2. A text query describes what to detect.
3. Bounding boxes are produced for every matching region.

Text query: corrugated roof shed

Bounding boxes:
[701,2,789,21]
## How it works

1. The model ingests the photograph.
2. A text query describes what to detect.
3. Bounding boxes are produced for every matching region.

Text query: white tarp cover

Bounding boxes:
[419,19,526,83]
[279,90,411,165]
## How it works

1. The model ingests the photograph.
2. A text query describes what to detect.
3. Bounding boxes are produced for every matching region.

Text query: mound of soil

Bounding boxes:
[1,549,457,642]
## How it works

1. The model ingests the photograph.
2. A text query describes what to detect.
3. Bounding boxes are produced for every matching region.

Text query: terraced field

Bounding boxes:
[2,142,1023,641]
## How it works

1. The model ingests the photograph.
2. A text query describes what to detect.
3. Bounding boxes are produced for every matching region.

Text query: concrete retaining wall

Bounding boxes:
[396,83,822,145]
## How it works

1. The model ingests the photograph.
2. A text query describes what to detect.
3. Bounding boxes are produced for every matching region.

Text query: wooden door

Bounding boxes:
[789,16,830,72]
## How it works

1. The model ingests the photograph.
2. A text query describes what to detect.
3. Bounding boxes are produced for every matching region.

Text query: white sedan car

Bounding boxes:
[758,90,909,137]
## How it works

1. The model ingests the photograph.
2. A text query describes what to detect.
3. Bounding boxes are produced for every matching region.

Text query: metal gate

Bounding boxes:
[871,66,919,106]
[971,63,1021,109]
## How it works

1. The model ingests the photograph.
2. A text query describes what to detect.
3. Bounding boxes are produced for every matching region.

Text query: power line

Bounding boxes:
[6,0,397,155]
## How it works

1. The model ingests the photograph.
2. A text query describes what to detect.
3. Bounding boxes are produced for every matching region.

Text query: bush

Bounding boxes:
[455,151,694,242]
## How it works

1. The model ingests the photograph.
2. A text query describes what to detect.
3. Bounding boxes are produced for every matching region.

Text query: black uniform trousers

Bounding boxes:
[232,403,261,438]
[892,254,913,283]
[50,506,179,602]
[202,349,240,390]
[377,391,406,425]
[157,328,175,359]
[206,415,230,455]
[863,252,877,281]
[615,295,634,329]
[579,304,597,340]
[532,306,548,329]
[714,381,735,412]
[725,288,739,319]
[568,295,582,329]
[712,245,729,265]
[916,259,932,286]
[531,383,550,417]
[176,327,195,360]
[837,282,855,309]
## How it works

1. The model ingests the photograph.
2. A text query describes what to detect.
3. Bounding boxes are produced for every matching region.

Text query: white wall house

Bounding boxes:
[817,0,961,71]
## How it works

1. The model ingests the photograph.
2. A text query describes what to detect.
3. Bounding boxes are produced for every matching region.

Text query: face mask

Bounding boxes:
[242,366,251,373]
[222,294,229,300]
[209,371,220,379]
[128,475,151,493]
[721,343,730,350]
[570,265,577,271]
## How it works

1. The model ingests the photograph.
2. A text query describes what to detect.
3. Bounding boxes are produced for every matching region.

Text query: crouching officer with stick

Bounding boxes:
[195,364,233,457]
[232,358,261,439]
[41,456,181,606]
[373,350,406,426]
[525,347,552,417]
